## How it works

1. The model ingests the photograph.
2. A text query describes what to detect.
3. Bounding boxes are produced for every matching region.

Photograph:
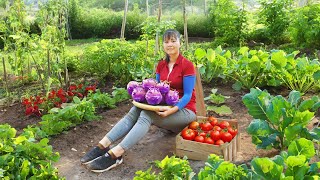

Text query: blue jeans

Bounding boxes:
[105,106,196,150]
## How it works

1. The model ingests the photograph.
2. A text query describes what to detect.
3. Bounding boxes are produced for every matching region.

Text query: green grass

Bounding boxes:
[65,38,101,56]
[65,38,101,46]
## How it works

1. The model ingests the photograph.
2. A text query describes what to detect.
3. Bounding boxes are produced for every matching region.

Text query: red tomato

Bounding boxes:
[188,121,199,130]
[215,139,224,146]
[208,116,218,126]
[233,129,238,137]
[181,128,196,141]
[220,131,233,142]
[219,121,230,129]
[198,131,206,137]
[227,126,238,137]
[204,137,215,144]
[210,130,220,141]
[213,126,222,131]
[194,135,205,143]
[200,122,213,131]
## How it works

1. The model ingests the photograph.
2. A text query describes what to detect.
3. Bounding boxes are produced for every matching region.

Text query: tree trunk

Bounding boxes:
[47,49,51,77]
[2,57,8,94]
[120,0,128,40]
[65,0,72,40]
[204,0,207,15]
[183,0,189,50]
[154,0,162,55]
[146,0,149,16]
[64,53,69,90]
[191,0,193,14]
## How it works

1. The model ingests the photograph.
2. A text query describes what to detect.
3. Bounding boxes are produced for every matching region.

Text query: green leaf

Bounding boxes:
[286,155,306,167]
[206,105,232,115]
[311,102,320,112]
[206,48,215,62]
[247,119,274,136]
[0,124,16,139]
[308,162,320,175]
[194,48,206,60]
[292,111,314,126]
[288,91,301,107]
[14,136,27,145]
[271,50,287,68]
[257,133,278,149]
[206,94,227,104]
[272,155,284,166]
[285,155,308,179]
[313,70,320,80]
[266,96,288,125]
[73,96,81,104]
[298,100,316,112]
[287,138,315,158]
[232,81,242,91]
[309,127,320,140]
[251,157,282,179]
[242,88,270,120]
[238,46,249,56]
[285,125,303,143]
[20,160,30,179]
[9,35,21,39]
[223,50,231,59]
[215,162,236,176]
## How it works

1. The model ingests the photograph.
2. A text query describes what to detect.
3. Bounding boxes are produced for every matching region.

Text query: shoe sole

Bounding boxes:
[81,156,102,165]
[90,158,123,173]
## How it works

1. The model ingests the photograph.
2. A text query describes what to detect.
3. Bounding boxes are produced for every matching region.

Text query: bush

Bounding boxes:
[289,4,320,49]
[208,0,248,46]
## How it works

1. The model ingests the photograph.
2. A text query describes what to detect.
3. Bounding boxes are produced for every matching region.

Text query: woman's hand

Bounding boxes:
[156,106,179,117]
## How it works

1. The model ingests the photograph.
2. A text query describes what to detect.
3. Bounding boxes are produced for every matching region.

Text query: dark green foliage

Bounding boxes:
[258,0,293,45]
[290,4,320,49]
[208,0,248,46]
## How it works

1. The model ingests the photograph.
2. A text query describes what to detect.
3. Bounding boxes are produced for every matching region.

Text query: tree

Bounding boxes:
[183,0,188,50]
[154,0,162,55]
[120,0,128,40]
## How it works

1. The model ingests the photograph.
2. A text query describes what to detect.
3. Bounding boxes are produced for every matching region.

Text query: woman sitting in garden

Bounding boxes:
[80,29,197,172]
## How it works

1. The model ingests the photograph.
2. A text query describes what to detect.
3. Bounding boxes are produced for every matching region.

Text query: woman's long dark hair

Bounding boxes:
[163,29,180,63]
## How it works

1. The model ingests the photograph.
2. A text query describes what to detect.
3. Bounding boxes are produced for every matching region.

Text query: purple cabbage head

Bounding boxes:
[165,90,179,105]
[145,87,163,105]
[142,78,157,91]
[156,82,170,94]
[131,86,146,102]
[127,81,140,95]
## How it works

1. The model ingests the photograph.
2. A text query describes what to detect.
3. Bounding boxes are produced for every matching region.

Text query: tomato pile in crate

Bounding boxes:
[175,116,240,161]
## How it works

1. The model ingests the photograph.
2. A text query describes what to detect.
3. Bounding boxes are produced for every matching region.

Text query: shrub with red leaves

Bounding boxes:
[22,83,98,117]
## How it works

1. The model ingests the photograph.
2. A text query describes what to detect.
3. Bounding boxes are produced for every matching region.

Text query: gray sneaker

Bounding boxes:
[80,146,110,165]
[86,153,123,173]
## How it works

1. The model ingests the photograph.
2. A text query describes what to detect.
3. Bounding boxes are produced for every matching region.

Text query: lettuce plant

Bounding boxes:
[243,88,320,150]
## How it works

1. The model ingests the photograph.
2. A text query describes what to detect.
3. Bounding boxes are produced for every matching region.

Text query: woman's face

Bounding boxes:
[163,36,180,56]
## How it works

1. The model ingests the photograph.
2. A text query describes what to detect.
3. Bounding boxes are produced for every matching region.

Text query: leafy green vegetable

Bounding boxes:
[243,88,319,150]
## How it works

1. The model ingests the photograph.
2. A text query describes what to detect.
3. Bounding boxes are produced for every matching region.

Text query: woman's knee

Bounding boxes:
[138,110,154,124]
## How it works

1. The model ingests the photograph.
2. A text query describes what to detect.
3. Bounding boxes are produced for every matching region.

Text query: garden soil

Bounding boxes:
[1,83,289,180]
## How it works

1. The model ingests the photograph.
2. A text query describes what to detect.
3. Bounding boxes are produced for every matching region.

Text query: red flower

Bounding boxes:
[60,96,68,103]
[67,91,74,96]
[22,98,31,106]
[49,90,56,99]
[68,84,77,91]
[77,92,83,98]
[25,106,34,115]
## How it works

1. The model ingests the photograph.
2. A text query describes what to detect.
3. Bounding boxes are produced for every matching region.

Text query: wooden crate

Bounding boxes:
[175,116,240,161]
